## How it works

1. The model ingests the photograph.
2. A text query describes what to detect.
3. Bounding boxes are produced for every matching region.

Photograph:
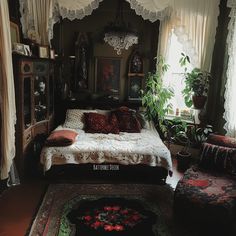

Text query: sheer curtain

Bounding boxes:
[223,0,236,138]
[20,0,53,45]
[0,0,17,181]
[158,0,220,70]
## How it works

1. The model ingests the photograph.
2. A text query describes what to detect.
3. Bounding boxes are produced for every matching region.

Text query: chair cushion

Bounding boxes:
[207,134,236,148]
[174,168,236,223]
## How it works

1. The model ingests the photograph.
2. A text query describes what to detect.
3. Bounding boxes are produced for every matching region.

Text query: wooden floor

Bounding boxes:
[0,158,183,236]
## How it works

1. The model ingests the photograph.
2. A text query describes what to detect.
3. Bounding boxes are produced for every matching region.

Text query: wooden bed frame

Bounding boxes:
[44,163,169,184]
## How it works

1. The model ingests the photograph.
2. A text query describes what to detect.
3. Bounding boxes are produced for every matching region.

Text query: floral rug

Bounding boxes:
[27,184,196,236]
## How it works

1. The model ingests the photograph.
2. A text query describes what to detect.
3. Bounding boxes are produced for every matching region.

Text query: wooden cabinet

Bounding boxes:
[13,54,54,176]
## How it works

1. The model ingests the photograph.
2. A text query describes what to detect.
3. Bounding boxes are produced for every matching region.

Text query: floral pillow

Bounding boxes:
[84,112,119,134]
[63,109,97,129]
[114,107,141,133]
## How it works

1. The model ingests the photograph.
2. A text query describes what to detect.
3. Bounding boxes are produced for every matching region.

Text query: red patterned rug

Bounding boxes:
[27,184,196,236]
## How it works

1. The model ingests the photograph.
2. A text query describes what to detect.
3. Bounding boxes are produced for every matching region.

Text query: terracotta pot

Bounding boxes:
[176,151,191,172]
[192,95,207,109]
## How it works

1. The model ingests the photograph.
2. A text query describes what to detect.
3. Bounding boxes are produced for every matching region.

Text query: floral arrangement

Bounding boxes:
[77,204,147,232]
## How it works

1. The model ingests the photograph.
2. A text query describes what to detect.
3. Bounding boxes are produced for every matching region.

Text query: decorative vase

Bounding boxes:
[192,95,207,109]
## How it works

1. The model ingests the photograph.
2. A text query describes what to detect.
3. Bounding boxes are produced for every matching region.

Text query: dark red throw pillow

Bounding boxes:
[114,107,141,133]
[84,112,119,134]
[45,130,78,146]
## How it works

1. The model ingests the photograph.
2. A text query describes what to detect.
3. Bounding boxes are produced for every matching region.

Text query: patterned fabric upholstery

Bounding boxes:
[114,107,141,133]
[174,134,236,229]
[84,112,119,134]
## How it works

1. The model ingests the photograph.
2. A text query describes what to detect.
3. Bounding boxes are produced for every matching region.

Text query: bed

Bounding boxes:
[40,108,172,183]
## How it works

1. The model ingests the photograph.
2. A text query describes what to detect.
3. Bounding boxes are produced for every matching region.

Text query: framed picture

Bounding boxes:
[128,76,143,100]
[12,42,25,55]
[95,57,121,97]
[39,46,49,58]
[10,21,20,46]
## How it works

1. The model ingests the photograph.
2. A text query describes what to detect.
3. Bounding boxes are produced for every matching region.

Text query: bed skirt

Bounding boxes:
[44,163,168,184]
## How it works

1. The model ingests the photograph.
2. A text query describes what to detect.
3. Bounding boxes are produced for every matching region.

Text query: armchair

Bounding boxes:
[174,134,236,233]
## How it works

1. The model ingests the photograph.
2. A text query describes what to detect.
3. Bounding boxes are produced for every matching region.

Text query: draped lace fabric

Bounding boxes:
[0,0,17,181]
[223,1,236,138]
[40,125,172,174]
[20,0,174,44]
[19,0,53,45]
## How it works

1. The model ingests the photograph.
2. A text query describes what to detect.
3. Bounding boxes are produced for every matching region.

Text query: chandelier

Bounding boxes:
[104,0,138,55]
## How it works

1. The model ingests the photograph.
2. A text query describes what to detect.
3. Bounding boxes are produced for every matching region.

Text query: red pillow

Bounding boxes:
[84,112,119,134]
[114,108,141,133]
[45,130,78,146]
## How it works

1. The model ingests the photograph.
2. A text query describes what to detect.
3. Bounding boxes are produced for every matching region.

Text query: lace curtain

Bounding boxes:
[223,0,236,138]
[0,0,18,181]
[20,0,53,45]
[158,0,220,71]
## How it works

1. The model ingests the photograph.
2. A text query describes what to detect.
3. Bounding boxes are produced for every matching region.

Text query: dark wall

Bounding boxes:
[51,0,159,101]
[207,0,230,134]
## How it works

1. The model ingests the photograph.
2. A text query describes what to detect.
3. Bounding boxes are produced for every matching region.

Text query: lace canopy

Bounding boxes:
[19,0,173,44]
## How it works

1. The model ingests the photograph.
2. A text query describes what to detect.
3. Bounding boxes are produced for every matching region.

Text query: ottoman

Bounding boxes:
[174,167,236,228]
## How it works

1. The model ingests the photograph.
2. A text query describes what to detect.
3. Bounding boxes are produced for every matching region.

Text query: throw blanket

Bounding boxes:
[40,124,172,174]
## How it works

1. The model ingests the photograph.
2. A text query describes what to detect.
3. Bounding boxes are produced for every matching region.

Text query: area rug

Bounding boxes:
[27,184,195,236]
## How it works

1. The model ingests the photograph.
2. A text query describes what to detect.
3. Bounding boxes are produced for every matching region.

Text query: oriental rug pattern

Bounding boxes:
[27,184,196,236]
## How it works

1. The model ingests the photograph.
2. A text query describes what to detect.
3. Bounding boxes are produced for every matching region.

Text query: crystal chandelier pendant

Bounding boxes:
[104,32,138,55]
[104,0,138,55]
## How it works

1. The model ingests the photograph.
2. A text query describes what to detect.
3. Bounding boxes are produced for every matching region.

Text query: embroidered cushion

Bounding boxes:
[63,109,97,129]
[114,107,141,133]
[84,112,119,134]
[199,142,236,174]
[45,130,78,146]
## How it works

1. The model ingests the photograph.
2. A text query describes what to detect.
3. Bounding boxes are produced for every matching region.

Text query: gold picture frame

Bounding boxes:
[39,46,49,59]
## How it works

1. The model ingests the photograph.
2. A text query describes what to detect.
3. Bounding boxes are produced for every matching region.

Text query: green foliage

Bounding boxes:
[141,57,174,136]
[179,53,211,108]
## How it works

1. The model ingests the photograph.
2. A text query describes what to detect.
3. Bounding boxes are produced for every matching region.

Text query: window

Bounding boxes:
[163,30,193,119]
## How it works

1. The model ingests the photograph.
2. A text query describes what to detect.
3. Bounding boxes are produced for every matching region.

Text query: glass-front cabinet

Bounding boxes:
[13,55,54,176]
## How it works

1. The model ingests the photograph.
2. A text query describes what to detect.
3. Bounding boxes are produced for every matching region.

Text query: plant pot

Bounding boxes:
[176,151,191,172]
[192,95,207,109]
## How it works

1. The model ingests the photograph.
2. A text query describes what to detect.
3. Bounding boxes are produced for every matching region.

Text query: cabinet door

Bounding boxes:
[23,76,32,129]
[49,65,54,116]
[34,75,47,122]
[34,62,48,122]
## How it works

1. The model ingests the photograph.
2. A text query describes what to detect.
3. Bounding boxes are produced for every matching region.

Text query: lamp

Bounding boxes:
[104,0,138,55]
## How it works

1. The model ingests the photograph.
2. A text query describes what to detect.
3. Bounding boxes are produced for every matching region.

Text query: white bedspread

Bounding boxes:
[40,123,172,173]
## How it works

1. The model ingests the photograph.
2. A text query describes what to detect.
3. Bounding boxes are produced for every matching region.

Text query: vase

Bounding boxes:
[192,95,207,109]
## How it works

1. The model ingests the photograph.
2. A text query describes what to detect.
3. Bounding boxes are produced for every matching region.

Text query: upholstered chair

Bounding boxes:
[174,134,236,233]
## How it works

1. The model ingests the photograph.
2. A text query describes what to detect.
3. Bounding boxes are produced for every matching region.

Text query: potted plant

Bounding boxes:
[141,57,174,138]
[168,119,192,171]
[179,53,211,109]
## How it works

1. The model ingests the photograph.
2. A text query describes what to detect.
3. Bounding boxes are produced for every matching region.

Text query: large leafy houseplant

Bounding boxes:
[179,53,211,108]
[141,57,174,138]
